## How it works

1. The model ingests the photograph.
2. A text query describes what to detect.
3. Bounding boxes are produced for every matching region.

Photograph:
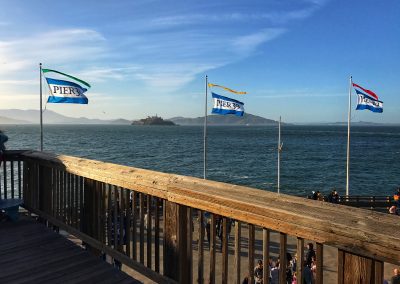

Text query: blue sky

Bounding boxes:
[0,0,399,123]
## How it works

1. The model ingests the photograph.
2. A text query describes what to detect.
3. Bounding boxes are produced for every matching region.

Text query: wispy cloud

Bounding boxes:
[232,28,286,55]
[0,29,107,75]
[0,1,327,96]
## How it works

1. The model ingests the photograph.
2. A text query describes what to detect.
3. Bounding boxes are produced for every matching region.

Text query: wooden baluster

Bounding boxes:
[139,193,145,264]
[234,221,241,284]
[79,176,84,232]
[3,159,7,199]
[209,213,216,284]
[154,198,160,273]
[126,189,132,258]
[18,161,22,199]
[147,194,152,268]
[198,210,204,284]
[316,243,323,284]
[10,160,14,198]
[162,199,166,275]
[337,249,344,284]
[163,202,190,282]
[97,182,103,242]
[65,173,69,225]
[222,217,229,284]
[52,169,57,219]
[374,260,384,283]
[57,169,61,220]
[62,171,66,223]
[248,224,255,284]
[297,237,304,284]
[132,191,137,260]
[106,184,112,247]
[0,158,2,198]
[71,174,76,227]
[119,187,125,252]
[187,207,193,284]
[113,186,118,249]
[263,229,270,284]
[279,233,287,284]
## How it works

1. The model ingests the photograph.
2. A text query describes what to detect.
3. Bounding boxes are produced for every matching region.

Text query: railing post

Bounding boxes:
[338,250,376,283]
[163,201,191,283]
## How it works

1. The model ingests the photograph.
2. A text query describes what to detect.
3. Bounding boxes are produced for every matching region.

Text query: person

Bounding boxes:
[285,263,293,284]
[311,191,318,200]
[392,268,400,284]
[394,187,400,207]
[290,253,297,273]
[389,205,398,215]
[0,130,8,165]
[291,272,297,284]
[270,261,279,284]
[254,259,263,284]
[305,243,316,267]
[310,256,317,283]
[327,189,340,203]
[303,265,312,284]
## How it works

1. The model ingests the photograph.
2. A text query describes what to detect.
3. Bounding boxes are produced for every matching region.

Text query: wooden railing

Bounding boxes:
[339,195,395,212]
[2,150,400,283]
[0,150,25,200]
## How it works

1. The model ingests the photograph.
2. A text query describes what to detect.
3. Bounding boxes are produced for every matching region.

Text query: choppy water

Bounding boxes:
[2,124,399,196]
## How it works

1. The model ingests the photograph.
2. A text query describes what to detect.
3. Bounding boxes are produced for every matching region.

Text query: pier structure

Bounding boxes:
[1,150,399,283]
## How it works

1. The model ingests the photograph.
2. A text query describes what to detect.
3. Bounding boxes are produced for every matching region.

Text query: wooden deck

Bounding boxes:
[0,216,141,284]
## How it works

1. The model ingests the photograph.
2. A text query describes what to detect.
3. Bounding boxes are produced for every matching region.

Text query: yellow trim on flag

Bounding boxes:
[208,83,247,94]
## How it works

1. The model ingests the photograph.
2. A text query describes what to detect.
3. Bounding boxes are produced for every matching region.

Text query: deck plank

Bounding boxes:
[0,216,141,283]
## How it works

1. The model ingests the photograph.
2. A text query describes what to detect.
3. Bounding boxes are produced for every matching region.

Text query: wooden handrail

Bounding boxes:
[21,150,400,266]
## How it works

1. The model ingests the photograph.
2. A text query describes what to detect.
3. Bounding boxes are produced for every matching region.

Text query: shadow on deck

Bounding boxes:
[0,215,141,284]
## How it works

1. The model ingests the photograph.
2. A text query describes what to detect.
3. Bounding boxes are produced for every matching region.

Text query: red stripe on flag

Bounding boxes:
[352,83,379,100]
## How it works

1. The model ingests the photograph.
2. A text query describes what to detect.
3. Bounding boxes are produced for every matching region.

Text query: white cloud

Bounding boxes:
[232,28,286,55]
[0,29,107,76]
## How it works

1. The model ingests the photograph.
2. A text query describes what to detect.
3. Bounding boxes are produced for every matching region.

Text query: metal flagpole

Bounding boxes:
[346,76,352,196]
[40,63,43,151]
[203,75,208,179]
[277,116,282,194]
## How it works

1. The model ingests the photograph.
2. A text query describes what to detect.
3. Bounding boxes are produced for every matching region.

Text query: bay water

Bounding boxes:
[2,124,399,197]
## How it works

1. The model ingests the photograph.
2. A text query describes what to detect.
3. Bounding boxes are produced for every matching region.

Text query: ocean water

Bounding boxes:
[2,124,399,197]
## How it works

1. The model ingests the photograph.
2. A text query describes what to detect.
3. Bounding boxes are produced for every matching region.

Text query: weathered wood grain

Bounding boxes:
[21,151,400,266]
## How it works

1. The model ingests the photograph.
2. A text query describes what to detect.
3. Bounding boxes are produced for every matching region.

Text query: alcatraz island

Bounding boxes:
[131,115,176,126]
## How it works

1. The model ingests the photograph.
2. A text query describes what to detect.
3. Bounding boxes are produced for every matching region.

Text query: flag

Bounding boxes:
[352,83,379,100]
[208,83,246,94]
[356,93,383,113]
[42,69,90,104]
[211,92,244,116]
[353,83,383,113]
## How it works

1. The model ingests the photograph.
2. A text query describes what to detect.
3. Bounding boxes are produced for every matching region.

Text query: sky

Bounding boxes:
[0,0,399,123]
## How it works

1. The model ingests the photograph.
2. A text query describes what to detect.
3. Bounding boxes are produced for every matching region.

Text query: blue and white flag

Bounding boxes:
[211,92,244,117]
[43,69,90,104]
[355,91,383,113]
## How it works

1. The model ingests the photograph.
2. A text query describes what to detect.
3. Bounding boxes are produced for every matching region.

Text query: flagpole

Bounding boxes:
[346,76,352,196]
[203,75,208,179]
[40,63,43,151]
[277,116,281,194]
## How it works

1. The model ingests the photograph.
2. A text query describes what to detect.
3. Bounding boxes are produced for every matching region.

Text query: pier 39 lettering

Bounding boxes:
[215,98,242,110]
[51,85,84,97]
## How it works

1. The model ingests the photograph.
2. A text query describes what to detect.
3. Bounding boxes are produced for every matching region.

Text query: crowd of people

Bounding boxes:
[243,242,317,284]
[309,189,340,203]
[389,187,400,215]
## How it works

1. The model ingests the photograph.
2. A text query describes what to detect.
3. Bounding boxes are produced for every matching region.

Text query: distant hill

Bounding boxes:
[169,113,279,126]
[0,109,131,125]
[0,115,30,124]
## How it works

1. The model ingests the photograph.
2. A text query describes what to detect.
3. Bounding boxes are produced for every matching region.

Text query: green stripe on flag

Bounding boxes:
[42,69,91,88]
